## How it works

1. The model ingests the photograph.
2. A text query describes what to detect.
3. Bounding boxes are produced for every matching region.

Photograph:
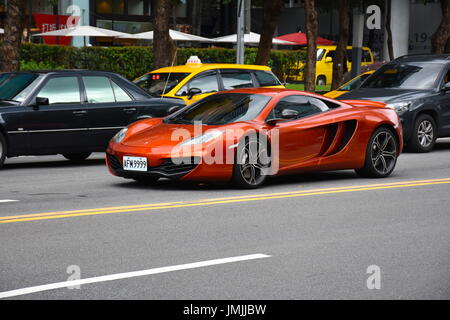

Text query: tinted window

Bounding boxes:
[38,77,81,104]
[254,70,281,86]
[134,72,189,96]
[111,80,132,102]
[221,71,254,90]
[361,62,444,90]
[0,73,40,102]
[83,76,115,103]
[268,96,329,121]
[166,93,271,125]
[176,72,219,96]
[363,50,372,62]
[338,73,372,91]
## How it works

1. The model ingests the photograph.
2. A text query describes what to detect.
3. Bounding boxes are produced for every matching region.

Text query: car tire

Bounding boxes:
[316,76,326,86]
[62,152,92,162]
[232,134,271,189]
[0,132,6,169]
[355,127,398,178]
[407,114,437,153]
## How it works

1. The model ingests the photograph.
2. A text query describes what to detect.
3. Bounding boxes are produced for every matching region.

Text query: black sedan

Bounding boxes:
[338,54,450,152]
[0,70,185,168]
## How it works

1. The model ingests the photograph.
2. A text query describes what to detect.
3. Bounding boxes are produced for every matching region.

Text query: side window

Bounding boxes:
[325,50,335,61]
[111,80,132,102]
[443,69,450,85]
[254,70,281,87]
[220,70,254,90]
[176,72,219,96]
[363,50,372,62]
[268,96,328,121]
[82,76,115,103]
[37,77,81,105]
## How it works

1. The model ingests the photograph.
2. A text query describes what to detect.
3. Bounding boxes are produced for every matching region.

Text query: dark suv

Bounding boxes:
[338,54,450,152]
[0,70,185,168]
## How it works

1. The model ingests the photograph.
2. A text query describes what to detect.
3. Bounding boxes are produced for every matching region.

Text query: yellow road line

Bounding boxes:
[1,177,450,224]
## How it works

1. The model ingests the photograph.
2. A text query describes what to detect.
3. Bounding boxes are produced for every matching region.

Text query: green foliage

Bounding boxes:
[20,43,306,80]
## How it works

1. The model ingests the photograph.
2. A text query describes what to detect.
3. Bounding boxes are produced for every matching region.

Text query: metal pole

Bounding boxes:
[351,8,364,78]
[236,0,245,64]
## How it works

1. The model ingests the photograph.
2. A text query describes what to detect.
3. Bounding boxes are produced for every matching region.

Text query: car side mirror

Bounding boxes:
[443,82,450,92]
[266,109,299,126]
[187,88,202,100]
[325,56,333,63]
[32,97,49,109]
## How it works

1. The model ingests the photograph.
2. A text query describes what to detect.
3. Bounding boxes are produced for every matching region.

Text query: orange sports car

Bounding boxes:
[106,88,403,188]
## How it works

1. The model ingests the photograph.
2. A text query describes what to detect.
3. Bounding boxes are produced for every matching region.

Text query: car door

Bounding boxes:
[267,95,329,169]
[82,75,137,149]
[21,75,87,154]
[174,70,220,104]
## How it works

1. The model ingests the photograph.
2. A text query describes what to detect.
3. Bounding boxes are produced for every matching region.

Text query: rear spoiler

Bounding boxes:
[341,100,386,108]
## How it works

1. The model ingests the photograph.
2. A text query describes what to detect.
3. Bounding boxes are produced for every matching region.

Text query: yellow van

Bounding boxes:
[288,45,374,85]
[134,57,285,104]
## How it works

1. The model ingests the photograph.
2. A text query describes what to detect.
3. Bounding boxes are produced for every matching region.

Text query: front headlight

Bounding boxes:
[386,101,410,115]
[113,128,128,143]
[179,130,223,146]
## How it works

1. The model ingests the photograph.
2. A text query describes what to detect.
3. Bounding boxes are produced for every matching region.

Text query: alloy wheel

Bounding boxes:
[238,139,269,186]
[417,120,434,148]
[371,131,397,175]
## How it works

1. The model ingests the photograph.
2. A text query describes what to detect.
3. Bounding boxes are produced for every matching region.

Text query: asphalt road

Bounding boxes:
[0,139,449,300]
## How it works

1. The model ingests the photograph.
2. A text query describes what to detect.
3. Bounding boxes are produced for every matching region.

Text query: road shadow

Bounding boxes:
[1,157,105,170]
[111,170,361,191]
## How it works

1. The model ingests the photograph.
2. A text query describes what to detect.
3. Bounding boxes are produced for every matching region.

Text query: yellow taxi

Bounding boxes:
[288,45,374,85]
[134,56,285,104]
[324,70,375,98]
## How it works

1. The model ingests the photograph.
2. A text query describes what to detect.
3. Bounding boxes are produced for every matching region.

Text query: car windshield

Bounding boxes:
[360,62,443,90]
[338,73,372,91]
[134,72,190,96]
[165,93,271,125]
[0,73,41,102]
[316,49,325,61]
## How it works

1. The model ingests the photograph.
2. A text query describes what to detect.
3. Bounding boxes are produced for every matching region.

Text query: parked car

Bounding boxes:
[106,88,402,189]
[0,70,185,168]
[287,45,374,85]
[324,71,375,99]
[133,56,285,105]
[338,54,450,152]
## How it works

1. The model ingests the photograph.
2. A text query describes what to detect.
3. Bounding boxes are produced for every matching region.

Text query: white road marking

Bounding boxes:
[0,200,18,203]
[0,253,271,299]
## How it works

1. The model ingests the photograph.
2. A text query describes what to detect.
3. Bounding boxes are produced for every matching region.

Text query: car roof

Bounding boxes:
[6,70,121,76]
[392,54,450,63]
[317,45,372,51]
[150,63,272,74]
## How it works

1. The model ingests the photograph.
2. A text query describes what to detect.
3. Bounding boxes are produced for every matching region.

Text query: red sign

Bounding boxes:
[33,13,80,46]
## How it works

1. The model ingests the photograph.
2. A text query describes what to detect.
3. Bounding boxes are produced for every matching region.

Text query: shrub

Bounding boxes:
[20,43,306,80]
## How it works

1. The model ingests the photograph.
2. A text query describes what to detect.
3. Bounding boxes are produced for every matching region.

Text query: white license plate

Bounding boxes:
[123,156,147,171]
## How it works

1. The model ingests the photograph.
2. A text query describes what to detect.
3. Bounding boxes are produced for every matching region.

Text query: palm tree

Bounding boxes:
[255,0,285,65]
[153,0,177,68]
[0,0,27,72]
[303,0,318,92]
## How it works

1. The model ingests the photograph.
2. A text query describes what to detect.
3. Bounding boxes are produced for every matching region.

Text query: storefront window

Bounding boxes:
[95,0,125,14]
[0,0,6,13]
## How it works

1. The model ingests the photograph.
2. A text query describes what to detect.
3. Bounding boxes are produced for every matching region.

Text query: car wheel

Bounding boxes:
[232,134,270,189]
[62,152,92,162]
[316,76,326,86]
[407,114,436,153]
[0,133,6,169]
[355,127,398,178]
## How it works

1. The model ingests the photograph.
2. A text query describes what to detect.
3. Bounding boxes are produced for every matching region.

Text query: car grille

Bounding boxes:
[107,154,199,177]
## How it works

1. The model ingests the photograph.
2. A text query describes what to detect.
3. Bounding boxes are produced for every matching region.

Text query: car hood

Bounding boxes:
[337,88,432,103]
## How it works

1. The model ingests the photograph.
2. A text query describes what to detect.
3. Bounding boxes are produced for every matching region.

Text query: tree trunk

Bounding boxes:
[153,0,176,69]
[304,0,318,92]
[331,0,350,90]
[385,0,394,61]
[431,0,450,54]
[255,0,284,65]
[0,0,26,72]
